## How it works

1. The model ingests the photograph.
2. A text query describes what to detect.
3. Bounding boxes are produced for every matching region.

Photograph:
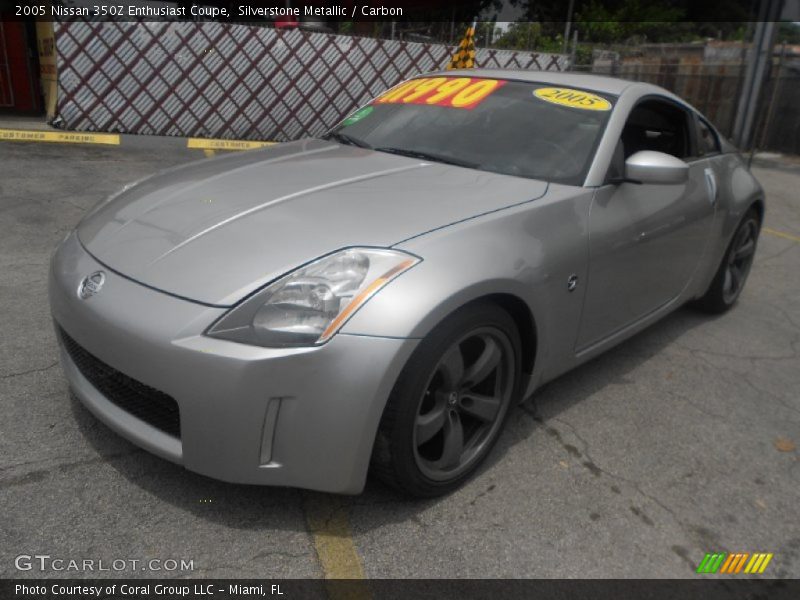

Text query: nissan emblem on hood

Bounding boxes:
[78,271,106,299]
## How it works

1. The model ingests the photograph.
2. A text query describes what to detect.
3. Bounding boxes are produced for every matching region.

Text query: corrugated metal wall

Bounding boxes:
[53,21,567,141]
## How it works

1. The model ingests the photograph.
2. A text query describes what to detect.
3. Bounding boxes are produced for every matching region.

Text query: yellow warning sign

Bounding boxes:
[533,87,612,111]
[0,129,121,145]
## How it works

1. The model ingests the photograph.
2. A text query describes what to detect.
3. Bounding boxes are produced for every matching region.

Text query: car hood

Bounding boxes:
[78,139,548,306]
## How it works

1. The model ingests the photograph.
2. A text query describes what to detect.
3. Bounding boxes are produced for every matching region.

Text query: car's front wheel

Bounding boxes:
[371,302,522,497]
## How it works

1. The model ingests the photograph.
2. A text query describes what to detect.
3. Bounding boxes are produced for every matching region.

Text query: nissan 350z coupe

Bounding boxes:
[50,70,764,497]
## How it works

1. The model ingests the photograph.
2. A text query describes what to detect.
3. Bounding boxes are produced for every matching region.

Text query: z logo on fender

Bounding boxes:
[374,77,506,109]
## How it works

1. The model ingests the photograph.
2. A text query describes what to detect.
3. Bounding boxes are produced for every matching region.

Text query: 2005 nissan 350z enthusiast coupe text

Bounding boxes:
[50,70,764,497]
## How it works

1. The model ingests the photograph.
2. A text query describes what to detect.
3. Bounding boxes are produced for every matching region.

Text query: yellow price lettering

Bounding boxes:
[451,80,501,108]
[376,80,418,103]
[425,78,473,104]
[402,78,448,103]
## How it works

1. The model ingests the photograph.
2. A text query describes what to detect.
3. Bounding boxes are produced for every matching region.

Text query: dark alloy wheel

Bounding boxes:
[722,217,759,305]
[696,207,761,314]
[371,302,521,497]
[413,327,515,481]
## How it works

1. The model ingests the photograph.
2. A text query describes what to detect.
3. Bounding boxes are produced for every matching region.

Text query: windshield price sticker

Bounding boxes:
[374,77,506,109]
[533,87,612,111]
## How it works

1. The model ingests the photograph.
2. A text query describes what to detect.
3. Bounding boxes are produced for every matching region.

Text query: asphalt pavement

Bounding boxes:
[1,139,798,580]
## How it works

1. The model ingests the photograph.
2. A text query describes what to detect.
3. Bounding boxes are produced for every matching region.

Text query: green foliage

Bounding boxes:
[493,23,567,52]
[475,22,500,46]
[778,22,800,44]
[572,45,594,65]
[494,22,542,50]
[575,0,684,44]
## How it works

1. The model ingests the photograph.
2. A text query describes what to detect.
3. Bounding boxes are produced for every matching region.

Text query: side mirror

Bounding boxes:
[624,150,689,185]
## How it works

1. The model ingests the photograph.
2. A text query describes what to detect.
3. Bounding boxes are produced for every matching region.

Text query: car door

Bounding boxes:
[576,98,716,350]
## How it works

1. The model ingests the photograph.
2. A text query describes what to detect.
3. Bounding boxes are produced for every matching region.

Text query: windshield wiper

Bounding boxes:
[323,131,372,149]
[374,147,478,169]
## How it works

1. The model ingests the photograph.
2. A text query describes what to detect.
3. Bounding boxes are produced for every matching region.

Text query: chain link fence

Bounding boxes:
[753,55,800,155]
[574,60,747,138]
[52,20,567,141]
[573,57,800,155]
[556,40,798,155]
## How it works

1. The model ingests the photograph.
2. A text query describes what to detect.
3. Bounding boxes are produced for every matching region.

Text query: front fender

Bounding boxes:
[340,186,596,391]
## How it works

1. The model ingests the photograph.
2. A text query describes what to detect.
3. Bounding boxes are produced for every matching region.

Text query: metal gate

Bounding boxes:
[54,21,567,141]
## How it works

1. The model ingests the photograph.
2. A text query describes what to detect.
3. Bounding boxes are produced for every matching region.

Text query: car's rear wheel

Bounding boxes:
[371,302,521,497]
[695,207,761,314]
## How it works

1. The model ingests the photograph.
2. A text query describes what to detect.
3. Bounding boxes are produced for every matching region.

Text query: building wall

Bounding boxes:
[0,19,41,113]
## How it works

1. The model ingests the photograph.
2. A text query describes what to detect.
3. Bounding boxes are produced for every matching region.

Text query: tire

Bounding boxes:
[694,207,761,314]
[371,302,522,497]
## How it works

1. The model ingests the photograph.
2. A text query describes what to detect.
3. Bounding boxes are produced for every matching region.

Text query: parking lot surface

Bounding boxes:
[1,140,798,579]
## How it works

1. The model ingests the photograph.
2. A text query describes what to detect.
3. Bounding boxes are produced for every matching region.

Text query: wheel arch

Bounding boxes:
[397,289,539,380]
[478,293,538,378]
[749,197,765,224]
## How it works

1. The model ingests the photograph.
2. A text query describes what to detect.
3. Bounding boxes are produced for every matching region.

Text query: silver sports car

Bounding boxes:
[50,70,764,497]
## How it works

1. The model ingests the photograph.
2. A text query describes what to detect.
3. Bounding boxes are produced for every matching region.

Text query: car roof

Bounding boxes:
[427,68,673,99]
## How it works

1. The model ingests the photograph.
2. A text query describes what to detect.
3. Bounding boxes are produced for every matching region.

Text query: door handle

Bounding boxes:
[704,168,717,205]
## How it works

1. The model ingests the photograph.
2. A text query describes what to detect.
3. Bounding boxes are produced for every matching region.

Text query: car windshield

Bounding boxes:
[326,77,616,186]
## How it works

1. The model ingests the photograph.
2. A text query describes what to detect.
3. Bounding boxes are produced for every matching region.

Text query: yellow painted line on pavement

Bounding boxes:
[0,128,120,145]
[304,493,371,599]
[763,227,800,243]
[187,137,275,151]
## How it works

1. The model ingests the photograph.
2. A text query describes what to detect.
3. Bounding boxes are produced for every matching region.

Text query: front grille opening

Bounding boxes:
[59,327,181,439]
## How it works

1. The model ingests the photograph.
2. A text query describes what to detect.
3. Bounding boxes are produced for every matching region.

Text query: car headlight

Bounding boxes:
[206,248,420,347]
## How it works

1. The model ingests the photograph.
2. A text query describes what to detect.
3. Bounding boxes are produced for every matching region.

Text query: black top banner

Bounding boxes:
[3,579,800,600]
[0,0,777,23]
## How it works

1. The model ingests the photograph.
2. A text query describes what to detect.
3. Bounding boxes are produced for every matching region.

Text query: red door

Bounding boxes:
[0,19,41,112]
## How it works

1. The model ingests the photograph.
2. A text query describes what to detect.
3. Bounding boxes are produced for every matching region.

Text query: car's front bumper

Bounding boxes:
[49,232,418,494]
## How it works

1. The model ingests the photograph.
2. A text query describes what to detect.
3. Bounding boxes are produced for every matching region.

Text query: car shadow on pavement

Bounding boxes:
[70,305,718,527]
[69,393,310,533]
[356,305,722,509]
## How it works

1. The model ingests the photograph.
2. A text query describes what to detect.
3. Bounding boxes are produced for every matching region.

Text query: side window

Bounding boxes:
[619,99,693,161]
[697,118,721,156]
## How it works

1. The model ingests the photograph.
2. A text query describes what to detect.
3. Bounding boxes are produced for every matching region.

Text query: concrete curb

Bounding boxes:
[751,152,800,175]
[4,125,796,170]
[0,123,276,155]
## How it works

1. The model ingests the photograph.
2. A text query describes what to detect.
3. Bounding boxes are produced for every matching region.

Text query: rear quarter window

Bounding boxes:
[697,118,721,156]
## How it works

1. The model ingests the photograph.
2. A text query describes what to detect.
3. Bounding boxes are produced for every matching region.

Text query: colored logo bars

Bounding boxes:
[696,552,773,574]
